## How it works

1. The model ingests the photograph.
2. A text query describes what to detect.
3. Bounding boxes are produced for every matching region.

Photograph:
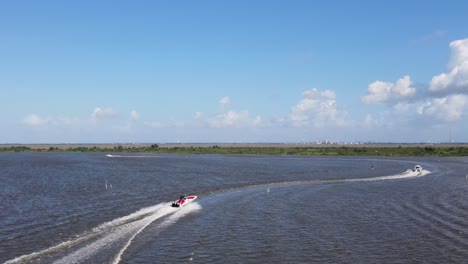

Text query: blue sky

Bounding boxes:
[1,0,468,143]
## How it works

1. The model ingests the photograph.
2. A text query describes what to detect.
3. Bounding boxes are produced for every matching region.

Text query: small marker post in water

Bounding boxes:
[267,187,270,195]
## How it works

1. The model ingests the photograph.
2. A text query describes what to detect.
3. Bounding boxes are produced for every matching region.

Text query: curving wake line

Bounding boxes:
[4,167,428,263]
[106,154,160,158]
[346,169,431,182]
[239,168,432,192]
[5,202,202,264]
[308,168,432,185]
[111,202,202,264]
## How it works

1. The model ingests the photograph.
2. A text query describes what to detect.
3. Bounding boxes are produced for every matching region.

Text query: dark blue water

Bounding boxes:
[1,153,467,263]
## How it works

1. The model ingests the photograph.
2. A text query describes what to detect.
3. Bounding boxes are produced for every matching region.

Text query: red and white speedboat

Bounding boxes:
[171,195,197,207]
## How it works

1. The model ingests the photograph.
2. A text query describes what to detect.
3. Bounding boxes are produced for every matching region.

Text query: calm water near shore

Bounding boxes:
[1,153,468,263]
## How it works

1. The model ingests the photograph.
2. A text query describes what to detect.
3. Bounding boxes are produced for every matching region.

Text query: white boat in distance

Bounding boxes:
[413,165,422,173]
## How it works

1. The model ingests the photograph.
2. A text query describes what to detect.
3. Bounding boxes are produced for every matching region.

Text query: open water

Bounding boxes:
[1,153,468,263]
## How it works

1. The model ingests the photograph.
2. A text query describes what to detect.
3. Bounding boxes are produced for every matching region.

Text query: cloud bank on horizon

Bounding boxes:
[367,39,468,136]
[11,38,468,143]
[362,39,468,124]
[2,2,468,143]
[15,38,468,143]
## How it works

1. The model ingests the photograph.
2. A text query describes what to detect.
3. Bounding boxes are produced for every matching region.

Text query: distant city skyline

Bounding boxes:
[1,1,468,143]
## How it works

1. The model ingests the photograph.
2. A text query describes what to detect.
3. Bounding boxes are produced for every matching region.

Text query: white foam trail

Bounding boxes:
[53,204,177,264]
[92,204,167,232]
[4,203,176,264]
[106,154,160,158]
[156,202,202,230]
[112,202,202,264]
[347,169,431,182]
[4,233,98,264]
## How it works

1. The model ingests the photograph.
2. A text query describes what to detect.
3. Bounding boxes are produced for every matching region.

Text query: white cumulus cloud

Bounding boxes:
[91,107,115,122]
[429,38,468,94]
[363,113,386,128]
[207,110,261,128]
[219,96,230,109]
[194,112,203,120]
[290,88,349,127]
[23,114,48,126]
[130,110,139,121]
[418,94,468,122]
[361,75,416,105]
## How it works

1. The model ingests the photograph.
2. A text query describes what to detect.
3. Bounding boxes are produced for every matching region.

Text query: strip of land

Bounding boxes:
[1,143,467,156]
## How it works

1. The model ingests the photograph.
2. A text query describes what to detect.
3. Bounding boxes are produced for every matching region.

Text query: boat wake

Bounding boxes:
[106,154,160,158]
[5,202,202,264]
[346,168,431,183]
[234,167,432,192]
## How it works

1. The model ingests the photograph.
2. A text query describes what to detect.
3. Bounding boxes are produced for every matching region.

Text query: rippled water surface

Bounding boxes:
[1,153,468,263]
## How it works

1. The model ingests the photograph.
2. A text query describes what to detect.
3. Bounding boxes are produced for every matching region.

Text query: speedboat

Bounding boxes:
[171,195,197,207]
[413,165,422,173]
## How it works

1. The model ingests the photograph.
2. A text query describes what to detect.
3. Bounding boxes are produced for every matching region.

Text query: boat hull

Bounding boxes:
[171,195,197,207]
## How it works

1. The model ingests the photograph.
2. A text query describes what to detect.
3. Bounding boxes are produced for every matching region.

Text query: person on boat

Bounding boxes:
[178,196,186,204]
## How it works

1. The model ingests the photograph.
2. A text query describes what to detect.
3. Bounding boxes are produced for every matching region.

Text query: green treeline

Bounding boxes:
[1,145,467,156]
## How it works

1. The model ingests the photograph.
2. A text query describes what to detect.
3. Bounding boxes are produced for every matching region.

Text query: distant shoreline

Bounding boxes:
[1,142,467,149]
[1,143,467,156]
